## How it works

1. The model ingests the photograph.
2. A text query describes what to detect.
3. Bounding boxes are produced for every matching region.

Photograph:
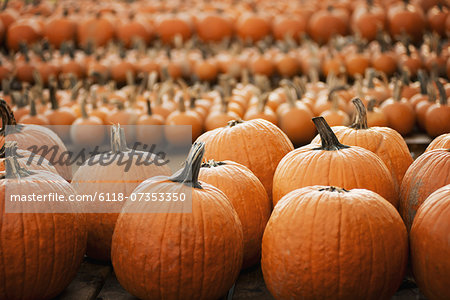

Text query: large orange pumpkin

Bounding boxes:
[399,148,450,230]
[0,156,87,300]
[111,142,243,300]
[262,186,408,300]
[72,125,170,261]
[312,98,413,191]
[196,118,294,201]
[199,159,271,268]
[0,99,71,180]
[273,117,397,207]
[410,184,450,300]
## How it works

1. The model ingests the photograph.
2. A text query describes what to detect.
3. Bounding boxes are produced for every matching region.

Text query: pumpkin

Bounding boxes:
[388,0,426,42]
[116,13,153,48]
[70,99,105,146]
[199,159,271,268]
[425,79,450,137]
[111,142,243,300]
[262,186,408,300]
[44,83,77,142]
[19,99,49,125]
[277,84,316,145]
[196,118,294,201]
[136,99,165,146]
[308,6,349,44]
[165,93,203,145]
[0,99,71,180]
[366,99,389,127]
[313,98,413,191]
[71,125,170,261]
[410,184,450,300]
[77,13,115,48]
[43,9,77,48]
[380,78,416,136]
[195,13,233,42]
[425,133,450,152]
[0,155,87,300]
[236,13,271,43]
[273,117,397,207]
[399,148,450,230]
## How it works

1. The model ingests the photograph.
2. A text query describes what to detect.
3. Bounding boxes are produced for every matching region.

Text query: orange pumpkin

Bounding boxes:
[196,118,294,201]
[400,148,450,230]
[72,125,171,261]
[111,142,243,300]
[410,184,450,300]
[199,160,270,268]
[425,133,450,152]
[273,117,398,207]
[262,186,407,300]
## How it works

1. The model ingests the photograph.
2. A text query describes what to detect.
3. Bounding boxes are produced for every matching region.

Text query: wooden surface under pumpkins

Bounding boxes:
[53,133,432,300]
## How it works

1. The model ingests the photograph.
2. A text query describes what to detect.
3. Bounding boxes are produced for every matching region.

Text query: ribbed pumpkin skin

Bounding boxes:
[199,160,271,268]
[111,178,243,300]
[312,126,413,191]
[0,171,87,300]
[196,119,294,201]
[272,145,397,207]
[0,148,58,174]
[410,185,450,300]
[400,149,450,230]
[71,152,171,261]
[262,186,408,300]
[425,133,450,152]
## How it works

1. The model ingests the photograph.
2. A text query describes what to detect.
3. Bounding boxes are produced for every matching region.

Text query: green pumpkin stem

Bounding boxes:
[169,141,205,189]
[312,117,349,151]
[110,124,129,153]
[349,98,369,129]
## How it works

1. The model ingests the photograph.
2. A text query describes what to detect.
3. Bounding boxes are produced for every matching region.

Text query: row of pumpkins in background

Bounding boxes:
[0,0,448,51]
[1,89,449,299]
[2,68,449,149]
[0,29,448,85]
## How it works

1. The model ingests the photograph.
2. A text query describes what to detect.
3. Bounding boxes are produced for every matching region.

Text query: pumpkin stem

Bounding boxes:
[227,119,243,127]
[318,186,349,193]
[393,78,403,102]
[29,98,38,117]
[4,155,34,179]
[418,69,428,95]
[312,117,349,151]
[169,141,205,189]
[80,98,89,119]
[201,159,226,168]
[146,99,153,115]
[327,85,347,102]
[49,83,59,110]
[110,124,129,153]
[435,80,447,106]
[367,99,377,112]
[177,93,186,113]
[349,98,369,129]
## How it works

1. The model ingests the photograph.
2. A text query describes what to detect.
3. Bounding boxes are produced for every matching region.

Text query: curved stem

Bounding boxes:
[81,99,89,119]
[349,98,368,129]
[312,117,349,151]
[169,141,205,189]
[110,124,129,153]
[49,84,59,110]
